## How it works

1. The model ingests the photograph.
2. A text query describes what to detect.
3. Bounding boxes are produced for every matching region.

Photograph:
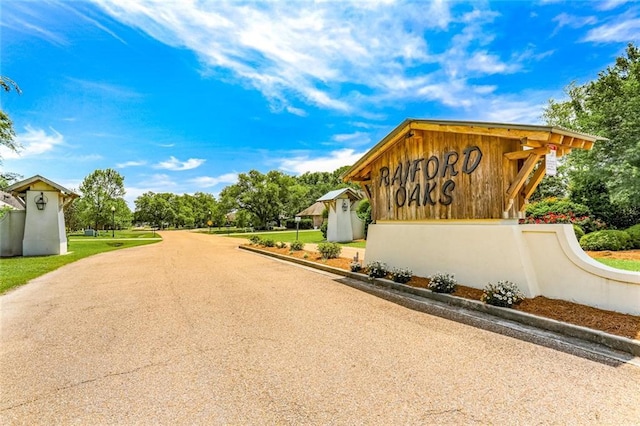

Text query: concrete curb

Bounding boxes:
[239,244,640,357]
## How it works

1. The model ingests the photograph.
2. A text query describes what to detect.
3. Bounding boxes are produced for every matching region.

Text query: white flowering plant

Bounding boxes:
[481,280,525,308]
[427,272,457,293]
[350,261,362,272]
[366,261,388,279]
[389,267,413,284]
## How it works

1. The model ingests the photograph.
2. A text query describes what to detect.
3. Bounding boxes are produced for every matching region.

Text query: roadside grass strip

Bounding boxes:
[0,238,161,294]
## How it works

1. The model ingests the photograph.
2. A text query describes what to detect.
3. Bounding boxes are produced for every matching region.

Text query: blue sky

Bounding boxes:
[1,0,638,207]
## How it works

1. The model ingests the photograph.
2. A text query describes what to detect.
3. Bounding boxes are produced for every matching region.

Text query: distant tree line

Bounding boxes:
[63,165,356,232]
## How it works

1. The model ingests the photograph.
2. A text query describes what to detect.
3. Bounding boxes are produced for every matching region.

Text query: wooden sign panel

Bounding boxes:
[369,130,519,221]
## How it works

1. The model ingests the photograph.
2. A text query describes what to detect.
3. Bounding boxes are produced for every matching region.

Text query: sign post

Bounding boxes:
[546,144,557,176]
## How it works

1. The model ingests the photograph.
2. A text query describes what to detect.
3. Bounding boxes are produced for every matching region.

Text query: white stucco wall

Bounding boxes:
[366,221,640,315]
[23,190,68,256]
[0,210,26,257]
[350,211,364,240]
[327,198,355,243]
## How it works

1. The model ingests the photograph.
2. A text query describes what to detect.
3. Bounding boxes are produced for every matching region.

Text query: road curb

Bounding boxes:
[239,244,640,357]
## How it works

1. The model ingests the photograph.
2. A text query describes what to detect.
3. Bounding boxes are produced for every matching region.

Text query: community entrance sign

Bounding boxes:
[344,119,640,315]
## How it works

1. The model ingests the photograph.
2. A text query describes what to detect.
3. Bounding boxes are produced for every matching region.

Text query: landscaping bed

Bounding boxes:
[248,245,640,341]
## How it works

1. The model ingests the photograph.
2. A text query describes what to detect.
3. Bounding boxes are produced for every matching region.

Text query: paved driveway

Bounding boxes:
[1,231,639,424]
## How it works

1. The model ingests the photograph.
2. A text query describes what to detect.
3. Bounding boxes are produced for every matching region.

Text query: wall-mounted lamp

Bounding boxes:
[342,199,348,212]
[35,192,48,210]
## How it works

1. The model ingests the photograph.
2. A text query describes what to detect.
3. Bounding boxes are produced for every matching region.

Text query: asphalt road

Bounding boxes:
[1,231,639,424]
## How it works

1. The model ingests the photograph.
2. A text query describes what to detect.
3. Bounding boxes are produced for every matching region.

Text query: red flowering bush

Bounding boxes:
[520,198,606,233]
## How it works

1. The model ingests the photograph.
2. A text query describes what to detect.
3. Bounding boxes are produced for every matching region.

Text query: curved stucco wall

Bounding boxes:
[366,222,640,315]
[0,210,26,257]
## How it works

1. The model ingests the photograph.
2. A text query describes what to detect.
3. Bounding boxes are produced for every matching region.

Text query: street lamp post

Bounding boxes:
[295,216,301,241]
[111,206,116,238]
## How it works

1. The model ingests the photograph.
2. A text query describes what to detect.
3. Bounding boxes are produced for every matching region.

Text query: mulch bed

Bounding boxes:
[248,244,640,340]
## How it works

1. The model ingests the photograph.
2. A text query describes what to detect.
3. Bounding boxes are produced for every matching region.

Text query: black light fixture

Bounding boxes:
[342,199,348,212]
[35,192,48,210]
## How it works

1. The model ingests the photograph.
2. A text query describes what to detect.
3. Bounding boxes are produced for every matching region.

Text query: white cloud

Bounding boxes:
[0,126,65,159]
[68,77,142,99]
[286,106,307,116]
[189,173,238,188]
[154,156,206,171]
[597,0,631,11]
[466,51,520,74]
[278,148,367,175]
[330,132,372,147]
[583,17,640,42]
[117,160,147,168]
[552,13,597,30]
[90,0,537,116]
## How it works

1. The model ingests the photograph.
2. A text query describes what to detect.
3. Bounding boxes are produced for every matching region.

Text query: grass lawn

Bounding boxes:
[594,258,640,272]
[68,230,159,238]
[0,237,161,294]
[227,229,367,248]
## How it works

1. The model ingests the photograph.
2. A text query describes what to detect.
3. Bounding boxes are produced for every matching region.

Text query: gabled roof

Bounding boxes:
[6,175,79,199]
[317,187,361,202]
[343,118,606,182]
[297,201,325,217]
[0,191,25,210]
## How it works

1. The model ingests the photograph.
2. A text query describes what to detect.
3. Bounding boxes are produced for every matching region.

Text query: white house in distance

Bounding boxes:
[1,175,78,257]
[296,201,325,229]
[317,187,364,243]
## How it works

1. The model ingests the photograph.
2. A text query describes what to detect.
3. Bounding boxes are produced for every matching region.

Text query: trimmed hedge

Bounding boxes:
[285,218,314,230]
[579,230,632,251]
[626,224,640,249]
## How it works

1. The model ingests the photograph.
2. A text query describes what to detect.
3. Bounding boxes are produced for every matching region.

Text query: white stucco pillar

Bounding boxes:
[23,190,68,256]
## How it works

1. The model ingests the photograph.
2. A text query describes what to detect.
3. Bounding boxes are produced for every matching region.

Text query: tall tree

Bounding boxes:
[77,168,126,230]
[134,192,175,229]
[542,43,640,227]
[0,76,22,187]
[220,170,292,229]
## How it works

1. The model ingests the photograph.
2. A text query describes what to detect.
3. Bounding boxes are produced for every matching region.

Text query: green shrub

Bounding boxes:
[248,235,262,245]
[481,281,524,308]
[366,261,388,279]
[573,225,585,241]
[356,199,372,239]
[525,198,590,218]
[317,242,341,259]
[389,267,412,284]
[285,218,314,229]
[579,230,632,251]
[427,272,457,294]
[521,197,606,233]
[262,238,275,247]
[320,220,328,239]
[275,241,287,249]
[626,224,640,249]
[290,240,304,251]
